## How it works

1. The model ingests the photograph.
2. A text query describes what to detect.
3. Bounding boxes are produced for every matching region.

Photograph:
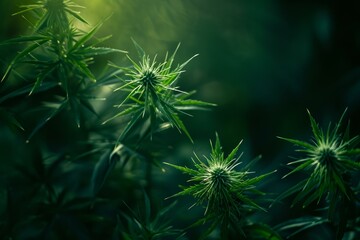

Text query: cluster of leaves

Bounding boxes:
[0,0,209,239]
[1,1,359,240]
[1,0,125,140]
[166,134,279,239]
[103,40,215,143]
[274,109,360,239]
[116,194,185,240]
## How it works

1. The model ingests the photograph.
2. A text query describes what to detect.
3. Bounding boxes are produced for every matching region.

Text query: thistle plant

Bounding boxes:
[103,41,215,142]
[277,109,360,238]
[165,134,277,238]
[1,0,124,139]
[13,0,87,32]
[3,1,358,239]
[2,0,89,83]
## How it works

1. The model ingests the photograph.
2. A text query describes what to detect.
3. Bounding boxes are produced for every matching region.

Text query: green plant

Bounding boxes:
[1,0,125,141]
[103,40,214,142]
[116,194,184,240]
[276,109,360,239]
[0,0,215,239]
[165,133,279,239]
[1,1,359,240]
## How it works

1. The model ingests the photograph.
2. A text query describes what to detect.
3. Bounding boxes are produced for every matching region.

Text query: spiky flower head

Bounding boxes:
[278,109,360,208]
[103,40,214,141]
[165,134,274,222]
[1,1,125,139]
[14,0,87,33]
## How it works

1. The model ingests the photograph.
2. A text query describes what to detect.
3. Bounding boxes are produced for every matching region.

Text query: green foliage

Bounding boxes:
[13,0,87,30]
[1,0,125,140]
[165,133,278,239]
[274,216,329,239]
[1,1,359,240]
[278,109,360,206]
[103,40,215,142]
[276,109,360,239]
[117,194,184,240]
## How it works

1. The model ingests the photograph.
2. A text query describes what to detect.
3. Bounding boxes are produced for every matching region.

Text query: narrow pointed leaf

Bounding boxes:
[102,106,141,125]
[91,149,118,195]
[70,97,81,128]
[131,38,145,58]
[282,160,312,179]
[307,109,322,140]
[71,22,103,52]
[76,47,126,57]
[27,100,67,141]
[163,162,198,175]
[224,140,242,163]
[65,8,88,24]
[0,82,58,104]
[2,39,48,82]
[29,64,57,95]
[70,59,96,81]
[277,136,315,150]
[0,108,24,131]
[271,179,307,207]
[0,35,50,45]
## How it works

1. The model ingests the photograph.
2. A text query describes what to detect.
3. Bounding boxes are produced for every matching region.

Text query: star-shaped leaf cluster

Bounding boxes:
[165,134,275,223]
[103,40,215,142]
[277,109,360,209]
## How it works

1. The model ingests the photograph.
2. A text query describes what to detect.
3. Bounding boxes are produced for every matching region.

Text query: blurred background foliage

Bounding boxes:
[0,0,359,239]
